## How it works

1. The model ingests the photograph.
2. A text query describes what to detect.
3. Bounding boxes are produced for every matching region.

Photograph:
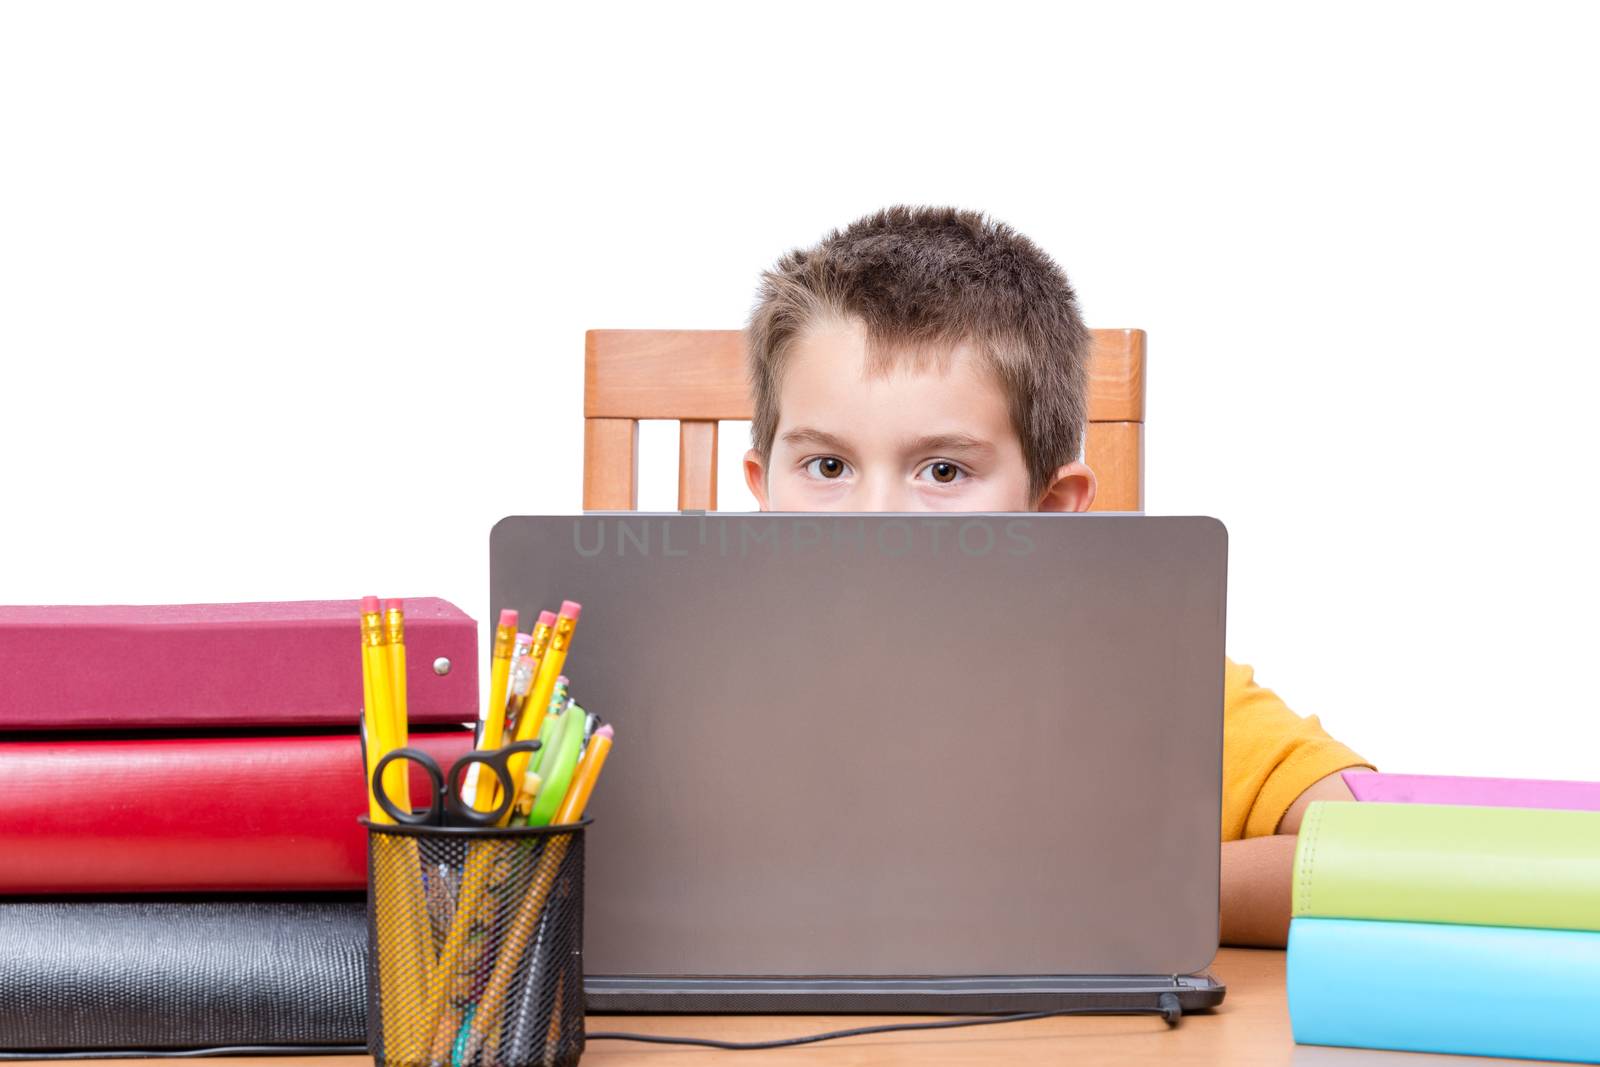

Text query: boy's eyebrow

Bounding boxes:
[901,433,995,457]
[780,427,997,458]
[779,427,855,453]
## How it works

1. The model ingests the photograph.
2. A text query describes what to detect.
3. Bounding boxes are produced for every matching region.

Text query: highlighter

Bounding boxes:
[527,704,586,827]
[530,677,570,775]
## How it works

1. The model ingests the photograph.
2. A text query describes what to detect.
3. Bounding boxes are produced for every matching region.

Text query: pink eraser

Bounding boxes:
[596,724,614,740]
[383,598,404,613]
[360,596,381,613]
[538,610,557,626]
[559,600,582,621]
[497,609,518,628]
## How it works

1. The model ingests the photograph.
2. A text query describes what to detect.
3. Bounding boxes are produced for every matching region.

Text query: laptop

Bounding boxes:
[490,512,1228,1014]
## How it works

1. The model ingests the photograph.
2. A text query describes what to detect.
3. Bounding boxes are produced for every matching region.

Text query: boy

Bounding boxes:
[740,206,1371,948]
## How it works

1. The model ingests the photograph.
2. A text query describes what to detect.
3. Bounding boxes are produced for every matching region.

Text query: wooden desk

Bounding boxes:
[22,949,1537,1066]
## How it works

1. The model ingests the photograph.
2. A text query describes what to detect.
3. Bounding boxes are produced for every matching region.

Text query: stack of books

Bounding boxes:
[0,599,478,1054]
[1288,773,1600,1063]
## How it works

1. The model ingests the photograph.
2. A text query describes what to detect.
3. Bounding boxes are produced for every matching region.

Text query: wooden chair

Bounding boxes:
[583,329,1146,512]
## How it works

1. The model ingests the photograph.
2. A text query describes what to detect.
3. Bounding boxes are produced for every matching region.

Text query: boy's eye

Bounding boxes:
[804,456,850,480]
[917,461,966,485]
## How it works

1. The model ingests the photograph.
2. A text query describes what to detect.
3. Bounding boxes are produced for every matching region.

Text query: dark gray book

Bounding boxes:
[0,898,366,1055]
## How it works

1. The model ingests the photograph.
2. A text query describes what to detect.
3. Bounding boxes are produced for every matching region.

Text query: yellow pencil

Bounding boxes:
[382,598,411,813]
[358,622,385,823]
[515,610,559,731]
[503,601,581,822]
[471,609,518,811]
[555,724,613,825]
[465,722,612,1053]
[360,597,399,819]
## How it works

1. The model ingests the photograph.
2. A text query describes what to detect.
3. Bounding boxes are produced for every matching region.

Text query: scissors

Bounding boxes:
[372,738,544,827]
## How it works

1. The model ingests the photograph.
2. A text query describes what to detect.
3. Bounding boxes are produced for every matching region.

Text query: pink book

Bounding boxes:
[0,598,477,731]
[1343,771,1600,812]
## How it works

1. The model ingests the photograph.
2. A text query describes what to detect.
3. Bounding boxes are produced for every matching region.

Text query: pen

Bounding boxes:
[500,630,534,735]
[503,904,555,1065]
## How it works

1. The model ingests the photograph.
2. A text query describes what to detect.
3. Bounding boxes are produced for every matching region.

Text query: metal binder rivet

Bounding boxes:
[433,657,452,676]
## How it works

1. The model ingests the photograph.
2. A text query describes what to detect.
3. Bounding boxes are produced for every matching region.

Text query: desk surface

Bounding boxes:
[25,949,1538,1066]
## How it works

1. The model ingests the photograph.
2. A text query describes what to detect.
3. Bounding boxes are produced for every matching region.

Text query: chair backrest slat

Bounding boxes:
[677,420,719,510]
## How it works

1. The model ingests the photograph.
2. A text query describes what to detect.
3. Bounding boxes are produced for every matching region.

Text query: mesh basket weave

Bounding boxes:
[363,819,586,1067]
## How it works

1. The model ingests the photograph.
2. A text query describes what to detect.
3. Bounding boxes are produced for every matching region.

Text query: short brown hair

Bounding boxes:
[746,205,1090,501]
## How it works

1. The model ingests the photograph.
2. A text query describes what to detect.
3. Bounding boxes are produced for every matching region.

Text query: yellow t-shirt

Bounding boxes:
[1222,657,1371,841]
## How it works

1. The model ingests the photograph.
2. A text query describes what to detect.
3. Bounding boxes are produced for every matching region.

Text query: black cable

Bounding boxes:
[0,998,1183,1058]
[589,995,1183,1051]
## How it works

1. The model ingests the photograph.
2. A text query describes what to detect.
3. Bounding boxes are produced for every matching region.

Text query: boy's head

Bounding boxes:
[742,205,1097,514]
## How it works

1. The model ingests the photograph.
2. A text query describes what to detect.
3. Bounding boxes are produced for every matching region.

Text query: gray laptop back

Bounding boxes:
[490,513,1226,982]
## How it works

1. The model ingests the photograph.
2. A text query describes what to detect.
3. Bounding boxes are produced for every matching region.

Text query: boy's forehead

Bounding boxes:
[775,318,1017,446]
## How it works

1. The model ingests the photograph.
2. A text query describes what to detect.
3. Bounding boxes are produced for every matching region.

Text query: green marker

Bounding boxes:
[528,701,587,827]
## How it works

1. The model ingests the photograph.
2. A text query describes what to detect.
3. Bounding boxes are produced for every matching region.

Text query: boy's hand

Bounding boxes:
[1220,767,1371,947]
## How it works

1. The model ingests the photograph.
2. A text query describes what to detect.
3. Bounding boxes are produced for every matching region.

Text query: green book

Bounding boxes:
[1292,801,1600,932]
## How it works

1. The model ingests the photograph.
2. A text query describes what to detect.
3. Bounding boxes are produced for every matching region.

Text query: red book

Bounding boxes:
[0,729,475,894]
[0,598,477,731]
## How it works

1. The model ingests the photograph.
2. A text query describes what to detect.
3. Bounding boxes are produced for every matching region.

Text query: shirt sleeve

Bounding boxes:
[1221,657,1373,841]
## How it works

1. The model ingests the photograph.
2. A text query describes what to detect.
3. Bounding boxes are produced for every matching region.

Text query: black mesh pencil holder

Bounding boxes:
[362,818,588,1067]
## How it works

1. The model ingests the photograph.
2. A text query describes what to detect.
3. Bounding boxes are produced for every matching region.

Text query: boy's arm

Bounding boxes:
[1219,767,1371,946]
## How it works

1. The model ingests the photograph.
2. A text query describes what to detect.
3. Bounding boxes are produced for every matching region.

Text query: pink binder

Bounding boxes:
[1343,771,1600,812]
[0,598,477,730]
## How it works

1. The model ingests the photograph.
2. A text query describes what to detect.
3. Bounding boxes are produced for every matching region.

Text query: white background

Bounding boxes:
[3,2,1595,778]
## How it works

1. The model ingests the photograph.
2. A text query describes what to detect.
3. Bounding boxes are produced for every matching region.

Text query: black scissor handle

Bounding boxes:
[441,738,544,827]
[372,746,447,826]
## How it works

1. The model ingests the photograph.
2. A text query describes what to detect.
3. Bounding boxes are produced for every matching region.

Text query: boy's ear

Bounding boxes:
[743,448,772,511]
[1036,461,1097,513]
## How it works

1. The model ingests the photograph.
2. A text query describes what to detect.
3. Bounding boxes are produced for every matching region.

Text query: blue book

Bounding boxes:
[1289,918,1600,1063]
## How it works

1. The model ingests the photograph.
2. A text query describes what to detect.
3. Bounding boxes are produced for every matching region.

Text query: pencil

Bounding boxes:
[474,609,519,803]
[366,599,442,1061]
[503,601,580,823]
[424,845,498,1063]
[540,971,565,1067]
[507,612,557,741]
[465,728,613,1053]
[360,598,403,812]
[460,838,573,1060]
[359,629,386,823]
[555,724,613,826]
[383,598,411,813]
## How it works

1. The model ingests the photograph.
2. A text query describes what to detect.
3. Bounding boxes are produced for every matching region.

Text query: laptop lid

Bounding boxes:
[490,513,1226,980]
